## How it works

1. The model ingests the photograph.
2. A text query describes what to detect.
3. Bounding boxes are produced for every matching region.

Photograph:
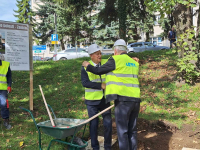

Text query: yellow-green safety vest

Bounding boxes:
[0,61,9,90]
[105,55,140,100]
[85,59,107,100]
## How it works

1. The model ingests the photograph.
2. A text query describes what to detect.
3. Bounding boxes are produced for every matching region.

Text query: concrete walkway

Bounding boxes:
[182,148,200,150]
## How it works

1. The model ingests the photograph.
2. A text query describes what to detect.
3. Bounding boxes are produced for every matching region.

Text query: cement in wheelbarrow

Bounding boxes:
[37,118,87,139]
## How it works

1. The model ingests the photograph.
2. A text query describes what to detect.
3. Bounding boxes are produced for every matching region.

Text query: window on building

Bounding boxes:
[154,15,160,25]
[149,37,163,46]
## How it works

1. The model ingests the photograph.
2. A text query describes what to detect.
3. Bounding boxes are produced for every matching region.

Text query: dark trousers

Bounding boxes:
[0,90,9,119]
[170,40,176,48]
[114,101,140,150]
[86,101,112,150]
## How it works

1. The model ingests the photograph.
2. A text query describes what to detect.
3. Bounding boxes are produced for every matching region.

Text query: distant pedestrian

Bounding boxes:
[168,27,176,48]
[0,54,12,129]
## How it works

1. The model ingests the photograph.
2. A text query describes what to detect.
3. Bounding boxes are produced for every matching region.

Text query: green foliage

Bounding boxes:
[33,0,91,45]
[158,17,171,38]
[144,0,196,19]
[14,0,34,24]
[174,29,200,83]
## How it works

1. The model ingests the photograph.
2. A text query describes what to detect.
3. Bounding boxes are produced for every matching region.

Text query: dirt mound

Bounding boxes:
[99,118,200,150]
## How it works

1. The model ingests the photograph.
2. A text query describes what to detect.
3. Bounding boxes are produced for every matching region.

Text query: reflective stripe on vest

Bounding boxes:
[106,72,138,78]
[105,55,140,100]
[0,74,6,77]
[0,61,9,90]
[85,59,107,100]
[106,81,139,87]
[85,89,102,92]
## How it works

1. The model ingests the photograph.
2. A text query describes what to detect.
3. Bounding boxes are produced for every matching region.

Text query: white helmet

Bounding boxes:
[0,54,5,61]
[88,44,101,55]
[113,39,128,51]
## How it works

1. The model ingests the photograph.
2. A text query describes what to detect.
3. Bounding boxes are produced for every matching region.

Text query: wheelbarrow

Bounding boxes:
[20,104,88,150]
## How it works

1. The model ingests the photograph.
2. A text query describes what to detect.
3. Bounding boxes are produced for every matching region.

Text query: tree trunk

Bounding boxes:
[145,32,150,42]
[60,38,65,50]
[132,25,139,42]
[118,0,127,41]
[196,3,200,68]
[172,3,193,58]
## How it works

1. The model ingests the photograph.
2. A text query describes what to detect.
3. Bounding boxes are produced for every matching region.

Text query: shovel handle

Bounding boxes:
[79,104,114,125]
[39,85,56,127]
[59,104,114,128]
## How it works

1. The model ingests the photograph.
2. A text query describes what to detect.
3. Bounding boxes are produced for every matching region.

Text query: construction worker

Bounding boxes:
[81,44,112,150]
[0,54,12,129]
[82,39,141,150]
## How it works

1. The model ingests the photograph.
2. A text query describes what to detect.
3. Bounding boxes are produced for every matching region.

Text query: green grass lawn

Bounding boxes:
[0,49,199,149]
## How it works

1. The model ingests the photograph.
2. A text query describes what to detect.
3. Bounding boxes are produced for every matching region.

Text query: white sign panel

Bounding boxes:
[0,21,29,71]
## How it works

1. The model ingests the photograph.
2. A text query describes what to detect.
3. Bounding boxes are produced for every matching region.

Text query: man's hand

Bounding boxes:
[82,61,90,67]
[132,57,139,63]
[7,87,11,93]
[101,83,106,90]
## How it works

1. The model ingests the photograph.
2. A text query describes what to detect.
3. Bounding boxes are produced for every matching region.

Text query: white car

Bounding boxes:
[53,48,89,61]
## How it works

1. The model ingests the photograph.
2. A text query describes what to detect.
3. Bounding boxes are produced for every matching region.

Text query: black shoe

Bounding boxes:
[3,119,12,130]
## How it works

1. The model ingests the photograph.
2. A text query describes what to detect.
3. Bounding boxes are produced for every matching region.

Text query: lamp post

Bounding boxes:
[54,13,57,61]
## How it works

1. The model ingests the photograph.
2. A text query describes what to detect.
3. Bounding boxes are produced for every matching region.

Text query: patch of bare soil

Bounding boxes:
[98,118,200,150]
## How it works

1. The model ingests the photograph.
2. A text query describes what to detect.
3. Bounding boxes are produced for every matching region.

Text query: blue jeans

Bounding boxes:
[0,90,9,119]
[114,101,140,150]
[86,100,112,150]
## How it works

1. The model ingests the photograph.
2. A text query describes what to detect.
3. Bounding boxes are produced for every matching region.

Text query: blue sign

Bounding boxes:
[51,34,58,41]
[33,45,46,50]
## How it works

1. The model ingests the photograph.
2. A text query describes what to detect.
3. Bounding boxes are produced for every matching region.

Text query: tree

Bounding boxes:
[145,0,200,83]
[33,0,94,49]
[14,0,34,24]
[144,0,197,56]
[126,0,154,42]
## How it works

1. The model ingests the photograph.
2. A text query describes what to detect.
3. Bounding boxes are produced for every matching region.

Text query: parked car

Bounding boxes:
[33,56,42,61]
[44,57,53,61]
[127,42,170,53]
[53,48,89,61]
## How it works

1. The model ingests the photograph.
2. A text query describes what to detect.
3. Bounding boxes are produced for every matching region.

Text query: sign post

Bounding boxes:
[51,33,58,60]
[29,25,33,110]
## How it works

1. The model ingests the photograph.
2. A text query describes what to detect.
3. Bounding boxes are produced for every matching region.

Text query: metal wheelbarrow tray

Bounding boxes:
[20,105,88,150]
[37,118,86,139]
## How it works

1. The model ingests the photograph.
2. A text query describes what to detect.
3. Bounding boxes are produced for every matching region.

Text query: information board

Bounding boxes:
[0,21,29,71]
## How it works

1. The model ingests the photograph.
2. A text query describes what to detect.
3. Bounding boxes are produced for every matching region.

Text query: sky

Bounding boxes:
[0,0,18,22]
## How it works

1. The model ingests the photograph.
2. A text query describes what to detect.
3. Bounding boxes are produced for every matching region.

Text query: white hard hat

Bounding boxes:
[88,44,101,54]
[113,39,128,51]
[114,39,127,47]
[0,54,5,61]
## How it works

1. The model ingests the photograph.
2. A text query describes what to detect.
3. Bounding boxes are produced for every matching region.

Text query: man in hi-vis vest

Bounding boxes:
[82,39,141,150]
[0,54,12,129]
[81,44,112,150]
